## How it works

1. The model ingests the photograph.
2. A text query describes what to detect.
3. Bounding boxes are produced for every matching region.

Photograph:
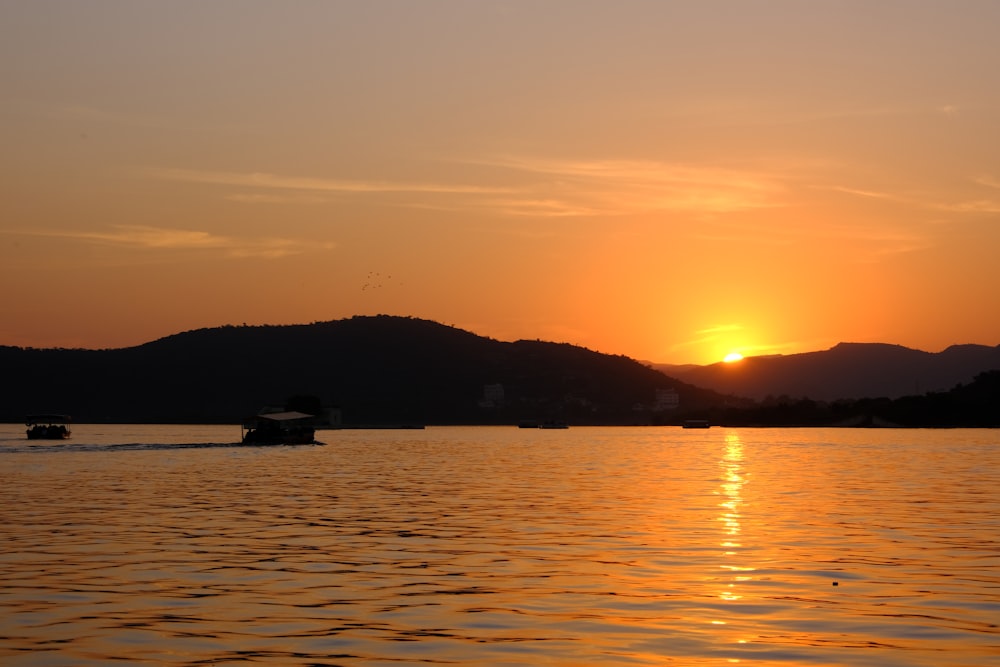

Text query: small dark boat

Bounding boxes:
[519,419,568,429]
[682,419,711,429]
[242,411,316,445]
[26,414,72,440]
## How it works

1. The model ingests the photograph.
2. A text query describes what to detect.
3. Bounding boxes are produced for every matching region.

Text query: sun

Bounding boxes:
[723,352,744,363]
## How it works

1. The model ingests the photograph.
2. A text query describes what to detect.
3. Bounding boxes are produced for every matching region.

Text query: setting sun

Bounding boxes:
[723,352,744,363]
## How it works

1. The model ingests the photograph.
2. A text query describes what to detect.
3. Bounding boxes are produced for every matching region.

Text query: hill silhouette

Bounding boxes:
[0,316,722,425]
[708,370,1000,428]
[658,342,1000,401]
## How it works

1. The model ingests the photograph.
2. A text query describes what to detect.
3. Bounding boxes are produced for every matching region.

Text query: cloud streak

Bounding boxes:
[473,156,787,216]
[975,175,1000,190]
[7,225,330,259]
[824,176,1000,218]
[668,324,745,352]
[148,158,788,218]
[150,157,992,241]
[150,168,512,196]
[671,324,824,360]
[941,200,1000,214]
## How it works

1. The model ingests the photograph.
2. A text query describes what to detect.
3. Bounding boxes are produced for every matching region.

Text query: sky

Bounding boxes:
[2,1,999,365]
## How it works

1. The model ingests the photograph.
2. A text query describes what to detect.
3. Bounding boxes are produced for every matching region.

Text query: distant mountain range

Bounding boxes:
[2,317,996,426]
[656,342,1000,401]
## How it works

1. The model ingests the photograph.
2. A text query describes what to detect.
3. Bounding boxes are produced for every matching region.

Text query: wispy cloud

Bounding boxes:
[698,324,745,336]
[472,156,787,216]
[975,175,1000,190]
[224,193,328,205]
[929,175,1000,214]
[669,324,745,352]
[825,176,1000,218]
[7,225,331,259]
[149,158,786,218]
[940,199,1000,214]
[822,185,903,201]
[66,225,230,249]
[481,197,607,218]
[687,220,798,246]
[150,168,512,196]
[815,222,932,257]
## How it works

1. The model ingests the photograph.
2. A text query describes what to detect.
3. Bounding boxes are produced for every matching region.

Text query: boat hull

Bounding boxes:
[26,427,71,440]
[242,430,316,446]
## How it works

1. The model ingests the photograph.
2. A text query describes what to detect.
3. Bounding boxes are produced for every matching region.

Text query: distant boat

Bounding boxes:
[241,411,317,445]
[518,419,569,429]
[682,419,711,429]
[26,414,72,440]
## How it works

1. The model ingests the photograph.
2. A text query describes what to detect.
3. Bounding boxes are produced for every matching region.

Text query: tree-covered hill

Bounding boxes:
[0,316,721,425]
[4,316,995,427]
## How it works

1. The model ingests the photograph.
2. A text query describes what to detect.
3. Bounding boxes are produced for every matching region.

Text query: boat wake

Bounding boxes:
[1,441,325,454]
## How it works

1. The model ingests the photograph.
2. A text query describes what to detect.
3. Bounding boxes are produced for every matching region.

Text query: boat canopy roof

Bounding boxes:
[26,414,72,424]
[254,411,314,422]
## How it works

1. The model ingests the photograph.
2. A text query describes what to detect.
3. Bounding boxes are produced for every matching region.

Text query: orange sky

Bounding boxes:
[2,2,998,365]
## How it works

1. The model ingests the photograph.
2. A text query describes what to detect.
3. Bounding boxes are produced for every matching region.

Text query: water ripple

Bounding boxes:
[1,425,998,665]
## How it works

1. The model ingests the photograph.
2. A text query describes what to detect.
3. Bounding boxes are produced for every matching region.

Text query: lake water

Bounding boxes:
[1,425,998,666]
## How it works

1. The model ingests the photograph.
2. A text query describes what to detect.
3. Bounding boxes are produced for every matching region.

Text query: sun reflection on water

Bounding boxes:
[716,431,752,602]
